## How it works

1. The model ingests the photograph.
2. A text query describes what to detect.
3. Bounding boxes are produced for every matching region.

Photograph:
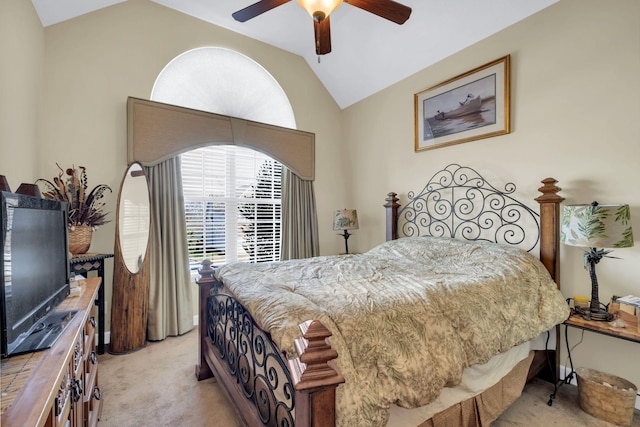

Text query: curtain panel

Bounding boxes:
[144,158,193,340]
[281,168,319,260]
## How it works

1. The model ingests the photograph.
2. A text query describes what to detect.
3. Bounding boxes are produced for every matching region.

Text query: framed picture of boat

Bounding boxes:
[414,55,510,152]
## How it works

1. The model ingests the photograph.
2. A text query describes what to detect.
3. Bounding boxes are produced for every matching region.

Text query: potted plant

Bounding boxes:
[37,164,112,254]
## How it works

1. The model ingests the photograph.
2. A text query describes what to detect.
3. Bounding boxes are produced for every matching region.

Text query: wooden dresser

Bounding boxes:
[1,277,103,426]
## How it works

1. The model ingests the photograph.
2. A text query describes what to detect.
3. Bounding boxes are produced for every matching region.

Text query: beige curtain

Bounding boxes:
[144,157,193,340]
[280,167,319,260]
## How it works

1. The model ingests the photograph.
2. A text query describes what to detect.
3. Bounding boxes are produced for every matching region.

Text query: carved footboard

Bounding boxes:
[196,260,344,427]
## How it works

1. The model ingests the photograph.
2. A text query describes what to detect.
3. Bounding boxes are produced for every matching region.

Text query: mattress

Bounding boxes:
[387,333,550,426]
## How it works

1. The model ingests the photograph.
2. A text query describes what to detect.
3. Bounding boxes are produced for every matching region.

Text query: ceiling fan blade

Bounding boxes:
[345,0,412,25]
[314,16,332,55]
[232,0,291,22]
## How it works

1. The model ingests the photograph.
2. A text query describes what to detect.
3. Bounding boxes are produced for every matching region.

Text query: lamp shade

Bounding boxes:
[561,202,634,249]
[0,175,10,192]
[333,209,359,231]
[15,183,42,198]
[296,0,343,19]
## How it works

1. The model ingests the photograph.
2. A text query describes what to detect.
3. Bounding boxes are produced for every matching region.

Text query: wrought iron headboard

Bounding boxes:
[392,164,541,252]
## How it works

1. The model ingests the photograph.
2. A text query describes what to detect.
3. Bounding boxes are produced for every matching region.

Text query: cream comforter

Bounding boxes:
[215,236,569,426]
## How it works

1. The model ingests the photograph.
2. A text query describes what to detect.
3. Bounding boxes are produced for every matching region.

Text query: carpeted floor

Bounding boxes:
[97,330,639,426]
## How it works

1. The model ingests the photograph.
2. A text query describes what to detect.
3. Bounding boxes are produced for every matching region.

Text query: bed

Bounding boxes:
[195,164,569,427]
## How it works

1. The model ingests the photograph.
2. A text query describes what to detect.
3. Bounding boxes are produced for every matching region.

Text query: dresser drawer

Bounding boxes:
[84,313,97,355]
[84,384,103,427]
[54,364,72,427]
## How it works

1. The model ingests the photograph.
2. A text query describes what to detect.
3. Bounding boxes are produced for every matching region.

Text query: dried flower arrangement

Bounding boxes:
[36,164,112,229]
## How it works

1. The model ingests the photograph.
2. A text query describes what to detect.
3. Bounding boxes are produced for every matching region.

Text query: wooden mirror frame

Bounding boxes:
[110,162,151,354]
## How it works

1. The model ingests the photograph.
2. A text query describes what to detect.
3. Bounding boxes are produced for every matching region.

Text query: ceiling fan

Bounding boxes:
[233,0,412,55]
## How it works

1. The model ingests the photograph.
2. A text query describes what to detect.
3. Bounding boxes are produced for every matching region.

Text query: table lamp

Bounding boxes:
[15,183,42,198]
[0,175,10,192]
[561,202,634,321]
[333,209,358,254]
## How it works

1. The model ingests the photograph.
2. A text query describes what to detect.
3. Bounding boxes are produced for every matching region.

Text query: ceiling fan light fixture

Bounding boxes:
[233,0,411,56]
[296,0,343,20]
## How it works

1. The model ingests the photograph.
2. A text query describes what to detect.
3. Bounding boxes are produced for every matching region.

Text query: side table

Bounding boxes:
[563,312,640,344]
[548,311,639,405]
[70,253,114,354]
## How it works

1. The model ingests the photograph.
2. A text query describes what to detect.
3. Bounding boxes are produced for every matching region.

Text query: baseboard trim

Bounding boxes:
[559,364,640,410]
[102,316,200,346]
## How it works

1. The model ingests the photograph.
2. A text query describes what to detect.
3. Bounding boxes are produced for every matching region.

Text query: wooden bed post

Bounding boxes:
[384,192,400,241]
[289,321,345,427]
[533,178,564,384]
[535,178,564,286]
[195,259,216,381]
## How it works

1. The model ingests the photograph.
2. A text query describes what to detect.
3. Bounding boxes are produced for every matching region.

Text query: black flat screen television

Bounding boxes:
[1,191,72,357]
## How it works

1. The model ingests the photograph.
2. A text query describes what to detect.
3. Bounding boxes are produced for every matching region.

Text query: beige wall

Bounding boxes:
[344,0,640,396]
[2,0,639,400]
[0,0,44,185]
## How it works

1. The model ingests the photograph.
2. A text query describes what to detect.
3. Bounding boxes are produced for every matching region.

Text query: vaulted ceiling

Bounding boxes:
[31,0,558,108]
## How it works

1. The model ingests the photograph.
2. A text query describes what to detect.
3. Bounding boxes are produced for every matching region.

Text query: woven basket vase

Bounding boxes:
[68,225,93,255]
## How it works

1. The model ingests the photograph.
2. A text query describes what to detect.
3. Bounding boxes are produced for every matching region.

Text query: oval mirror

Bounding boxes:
[111,162,151,354]
[117,162,150,273]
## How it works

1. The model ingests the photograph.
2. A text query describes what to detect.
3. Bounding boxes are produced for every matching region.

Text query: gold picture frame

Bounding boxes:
[414,55,510,152]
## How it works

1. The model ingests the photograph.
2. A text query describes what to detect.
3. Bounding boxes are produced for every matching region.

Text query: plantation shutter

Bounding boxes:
[181,146,282,267]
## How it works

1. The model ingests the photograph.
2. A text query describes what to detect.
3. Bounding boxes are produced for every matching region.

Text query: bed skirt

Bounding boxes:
[417,351,534,427]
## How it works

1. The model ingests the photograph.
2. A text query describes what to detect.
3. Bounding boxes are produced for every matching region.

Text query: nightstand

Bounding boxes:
[548,310,640,405]
[564,311,640,344]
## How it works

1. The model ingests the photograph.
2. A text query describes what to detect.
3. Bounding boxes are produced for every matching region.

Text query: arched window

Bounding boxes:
[151,47,295,264]
[151,47,296,128]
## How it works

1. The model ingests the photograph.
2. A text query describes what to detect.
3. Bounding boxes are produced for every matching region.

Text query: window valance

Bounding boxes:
[126,97,315,181]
